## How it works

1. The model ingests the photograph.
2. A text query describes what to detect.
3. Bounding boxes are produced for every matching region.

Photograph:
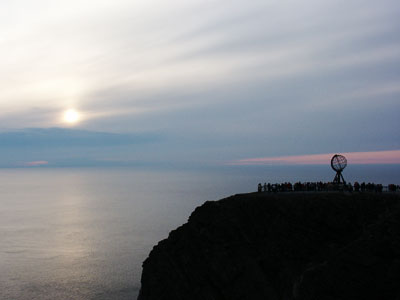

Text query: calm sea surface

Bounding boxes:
[0,166,399,299]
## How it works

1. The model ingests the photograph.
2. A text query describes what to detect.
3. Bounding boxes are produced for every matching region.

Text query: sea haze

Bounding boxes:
[0,166,399,300]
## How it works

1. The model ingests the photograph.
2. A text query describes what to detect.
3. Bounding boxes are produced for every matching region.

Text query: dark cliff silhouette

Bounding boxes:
[138,192,400,300]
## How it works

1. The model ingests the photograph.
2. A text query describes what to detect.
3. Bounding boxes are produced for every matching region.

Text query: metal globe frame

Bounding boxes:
[331,154,347,184]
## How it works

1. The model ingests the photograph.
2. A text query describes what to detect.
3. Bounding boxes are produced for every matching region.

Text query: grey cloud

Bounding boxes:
[0,128,164,167]
[0,128,160,148]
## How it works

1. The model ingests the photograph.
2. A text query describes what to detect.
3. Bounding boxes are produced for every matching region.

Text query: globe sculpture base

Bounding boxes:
[333,171,346,184]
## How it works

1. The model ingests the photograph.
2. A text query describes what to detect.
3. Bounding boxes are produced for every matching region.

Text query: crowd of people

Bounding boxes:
[257,181,400,193]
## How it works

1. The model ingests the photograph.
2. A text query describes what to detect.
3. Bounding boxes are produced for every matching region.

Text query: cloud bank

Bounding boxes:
[231,150,400,166]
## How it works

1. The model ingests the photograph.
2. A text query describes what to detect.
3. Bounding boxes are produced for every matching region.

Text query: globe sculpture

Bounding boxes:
[331,154,347,184]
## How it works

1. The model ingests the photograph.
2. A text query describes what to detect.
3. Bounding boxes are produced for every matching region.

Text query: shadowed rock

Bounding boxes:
[138,192,400,300]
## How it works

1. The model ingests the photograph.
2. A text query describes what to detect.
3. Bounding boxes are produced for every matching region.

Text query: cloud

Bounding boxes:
[230,150,400,166]
[0,128,160,148]
[2,0,400,115]
[0,128,163,167]
[22,161,49,167]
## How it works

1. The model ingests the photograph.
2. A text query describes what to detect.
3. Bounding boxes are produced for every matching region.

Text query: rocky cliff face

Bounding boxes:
[138,192,400,300]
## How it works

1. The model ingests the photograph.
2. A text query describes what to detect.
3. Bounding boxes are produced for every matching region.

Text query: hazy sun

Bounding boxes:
[63,109,80,124]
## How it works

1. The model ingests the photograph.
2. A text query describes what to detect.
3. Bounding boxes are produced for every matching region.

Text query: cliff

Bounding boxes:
[138,192,400,300]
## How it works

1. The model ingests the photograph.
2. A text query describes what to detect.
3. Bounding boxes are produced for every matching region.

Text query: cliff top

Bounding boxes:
[139,192,400,300]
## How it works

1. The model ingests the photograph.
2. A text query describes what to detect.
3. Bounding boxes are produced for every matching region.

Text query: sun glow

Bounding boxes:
[63,109,80,124]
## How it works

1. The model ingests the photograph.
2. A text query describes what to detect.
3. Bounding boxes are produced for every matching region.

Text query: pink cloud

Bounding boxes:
[23,161,49,167]
[230,150,400,166]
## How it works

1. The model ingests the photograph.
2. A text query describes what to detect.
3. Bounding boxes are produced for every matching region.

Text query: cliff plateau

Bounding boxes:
[138,192,400,300]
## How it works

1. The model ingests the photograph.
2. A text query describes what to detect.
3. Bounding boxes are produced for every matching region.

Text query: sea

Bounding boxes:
[1,165,399,300]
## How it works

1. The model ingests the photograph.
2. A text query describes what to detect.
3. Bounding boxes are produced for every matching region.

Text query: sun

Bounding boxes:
[63,109,80,124]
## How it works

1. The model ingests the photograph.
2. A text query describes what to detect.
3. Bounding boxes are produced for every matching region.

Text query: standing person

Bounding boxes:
[258,183,262,193]
[263,183,267,192]
[348,182,353,192]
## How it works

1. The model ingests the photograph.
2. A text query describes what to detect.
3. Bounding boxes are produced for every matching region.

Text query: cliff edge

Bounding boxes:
[138,192,400,300]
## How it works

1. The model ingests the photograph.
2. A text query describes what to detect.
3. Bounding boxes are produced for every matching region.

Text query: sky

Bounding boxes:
[1,0,400,168]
